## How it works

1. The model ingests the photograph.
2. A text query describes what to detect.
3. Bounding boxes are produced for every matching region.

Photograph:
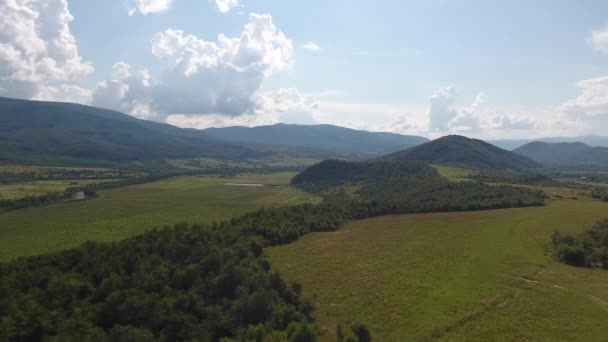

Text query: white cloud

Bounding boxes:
[94,13,293,120]
[35,84,92,104]
[303,42,321,52]
[215,0,241,14]
[0,0,93,100]
[426,86,538,135]
[256,88,318,125]
[127,0,171,16]
[560,76,608,117]
[427,86,458,131]
[590,26,608,54]
[167,88,318,128]
[92,62,155,119]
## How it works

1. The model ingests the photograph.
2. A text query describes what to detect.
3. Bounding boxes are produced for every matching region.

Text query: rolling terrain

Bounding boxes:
[268,195,608,340]
[382,135,541,170]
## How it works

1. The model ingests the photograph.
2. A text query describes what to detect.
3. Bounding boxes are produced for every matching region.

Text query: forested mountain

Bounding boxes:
[491,136,608,150]
[201,124,428,155]
[514,141,608,168]
[0,97,257,165]
[381,135,541,170]
[292,159,546,213]
[0,97,428,166]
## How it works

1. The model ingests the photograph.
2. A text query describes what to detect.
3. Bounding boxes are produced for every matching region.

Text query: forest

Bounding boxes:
[292,160,547,214]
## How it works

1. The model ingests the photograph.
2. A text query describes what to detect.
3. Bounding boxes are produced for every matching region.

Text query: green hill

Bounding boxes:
[514,141,608,168]
[381,135,541,170]
[0,97,257,166]
[202,124,428,155]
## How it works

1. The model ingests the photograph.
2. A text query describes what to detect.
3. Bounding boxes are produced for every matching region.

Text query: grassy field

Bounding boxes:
[0,164,113,173]
[432,164,476,181]
[0,179,117,200]
[268,196,608,341]
[0,172,318,262]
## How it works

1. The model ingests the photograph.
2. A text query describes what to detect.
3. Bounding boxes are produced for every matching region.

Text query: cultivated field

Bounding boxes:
[268,196,608,341]
[0,172,318,261]
[0,179,117,200]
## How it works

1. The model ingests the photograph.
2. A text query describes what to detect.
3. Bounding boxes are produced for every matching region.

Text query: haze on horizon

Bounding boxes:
[3,0,608,140]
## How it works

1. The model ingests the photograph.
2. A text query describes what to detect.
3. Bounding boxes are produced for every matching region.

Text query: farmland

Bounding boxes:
[268,195,608,341]
[0,179,117,200]
[0,172,318,261]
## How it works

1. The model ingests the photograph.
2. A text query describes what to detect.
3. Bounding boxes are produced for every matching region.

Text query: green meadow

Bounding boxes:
[268,196,608,341]
[0,172,318,262]
[0,179,117,200]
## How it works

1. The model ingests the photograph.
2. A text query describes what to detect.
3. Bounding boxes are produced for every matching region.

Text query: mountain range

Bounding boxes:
[0,97,427,166]
[513,141,608,168]
[202,124,428,155]
[490,136,608,150]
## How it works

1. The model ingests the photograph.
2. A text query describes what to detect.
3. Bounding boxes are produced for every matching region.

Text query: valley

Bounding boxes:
[1,97,608,341]
[0,172,318,261]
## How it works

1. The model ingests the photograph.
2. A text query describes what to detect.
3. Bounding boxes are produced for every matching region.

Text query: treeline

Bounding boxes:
[468,170,556,186]
[0,186,97,213]
[591,188,608,202]
[0,169,129,184]
[551,220,608,268]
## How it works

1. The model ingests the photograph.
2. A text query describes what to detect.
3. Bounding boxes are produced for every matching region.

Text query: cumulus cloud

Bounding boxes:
[560,76,608,117]
[92,62,155,119]
[215,0,241,14]
[167,88,318,128]
[303,42,321,52]
[256,88,318,125]
[427,86,458,131]
[127,0,171,16]
[590,26,608,54]
[94,13,293,120]
[0,0,93,100]
[427,86,537,134]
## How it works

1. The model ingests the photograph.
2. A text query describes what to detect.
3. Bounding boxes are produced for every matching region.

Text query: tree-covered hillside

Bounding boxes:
[514,141,608,168]
[202,124,428,155]
[292,159,547,213]
[0,97,258,165]
[381,135,541,170]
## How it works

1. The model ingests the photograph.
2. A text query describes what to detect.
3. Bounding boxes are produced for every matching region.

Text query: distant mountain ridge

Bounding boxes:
[513,141,608,168]
[491,136,608,150]
[0,97,429,166]
[382,135,541,170]
[201,124,429,155]
[0,97,258,165]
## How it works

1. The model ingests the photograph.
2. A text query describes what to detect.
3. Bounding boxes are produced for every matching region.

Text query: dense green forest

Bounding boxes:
[551,220,608,269]
[469,170,555,186]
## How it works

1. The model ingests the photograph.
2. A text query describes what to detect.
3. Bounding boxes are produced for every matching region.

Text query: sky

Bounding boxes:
[2,0,608,139]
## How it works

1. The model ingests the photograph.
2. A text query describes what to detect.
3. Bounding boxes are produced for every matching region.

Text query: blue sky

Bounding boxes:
[3,0,608,138]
